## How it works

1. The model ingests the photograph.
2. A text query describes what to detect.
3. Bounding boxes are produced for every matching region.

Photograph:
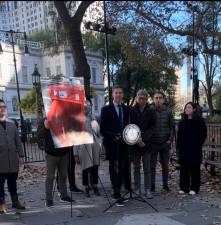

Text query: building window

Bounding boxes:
[12,97,18,112]
[94,95,98,111]
[92,67,97,84]
[22,66,28,83]
[56,65,61,75]
[46,67,51,77]
[9,64,15,83]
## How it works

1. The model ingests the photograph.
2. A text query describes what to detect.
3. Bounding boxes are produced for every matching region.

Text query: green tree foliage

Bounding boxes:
[27,30,55,48]
[19,87,43,114]
[83,24,180,105]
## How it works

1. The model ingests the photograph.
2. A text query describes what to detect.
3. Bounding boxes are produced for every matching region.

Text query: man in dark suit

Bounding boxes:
[100,86,130,206]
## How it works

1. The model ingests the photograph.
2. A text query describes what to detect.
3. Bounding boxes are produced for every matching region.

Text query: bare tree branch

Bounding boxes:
[73,1,95,23]
[54,1,71,24]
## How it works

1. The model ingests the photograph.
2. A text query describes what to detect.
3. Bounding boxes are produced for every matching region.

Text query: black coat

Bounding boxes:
[177,117,207,166]
[37,119,70,157]
[100,103,129,160]
[130,103,156,153]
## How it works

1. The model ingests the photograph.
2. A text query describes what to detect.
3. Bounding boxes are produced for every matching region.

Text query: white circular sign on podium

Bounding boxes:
[123,124,141,145]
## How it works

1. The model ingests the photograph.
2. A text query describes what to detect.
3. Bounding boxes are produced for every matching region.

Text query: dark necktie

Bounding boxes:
[118,104,123,128]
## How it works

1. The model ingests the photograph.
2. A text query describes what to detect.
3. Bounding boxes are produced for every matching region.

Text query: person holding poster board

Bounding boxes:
[37,118,74,207]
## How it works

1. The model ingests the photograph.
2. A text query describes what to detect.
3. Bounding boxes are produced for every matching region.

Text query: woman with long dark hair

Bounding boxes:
[177,102,207,195]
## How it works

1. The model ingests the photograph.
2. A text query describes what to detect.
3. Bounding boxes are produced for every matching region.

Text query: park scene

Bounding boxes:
[0,1,221,225]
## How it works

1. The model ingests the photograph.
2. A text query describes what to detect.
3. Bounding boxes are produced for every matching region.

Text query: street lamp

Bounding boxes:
[182,3,199,104]
[32,64,43,121]
[0,29,29,140]
[84,1,117,104]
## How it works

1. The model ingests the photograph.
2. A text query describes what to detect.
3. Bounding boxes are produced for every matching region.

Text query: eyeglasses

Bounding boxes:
[0,105,6,109]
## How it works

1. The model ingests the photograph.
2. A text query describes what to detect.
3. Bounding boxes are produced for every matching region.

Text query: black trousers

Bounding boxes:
[57,151,76,192]
[0,173,18,204]
[109,143,130,198]
[179,164,201,193]
[82,165,98,186]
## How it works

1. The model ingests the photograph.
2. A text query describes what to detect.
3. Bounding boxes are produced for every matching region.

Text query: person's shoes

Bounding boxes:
[93,186,101,196]
[119,197,129,203]
[60,196,75,202]
[178,190,185,195]
[145,189,153,199]
[0,203,7,214]
[45,200,54,207]
[162,185,171,192]
[112,194,119,200]
[189,190,196,195]
[12,200,26,210]
[71,186,84,193]
[115,198,125,207]
[85,187,90,198]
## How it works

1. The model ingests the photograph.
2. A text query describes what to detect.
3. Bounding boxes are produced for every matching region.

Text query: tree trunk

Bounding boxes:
[54,1,95,100]
[207,89,214,115]
[67,25,91,99]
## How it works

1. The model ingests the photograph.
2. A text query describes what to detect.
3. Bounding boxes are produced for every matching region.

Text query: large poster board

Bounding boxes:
[41,76,93,148]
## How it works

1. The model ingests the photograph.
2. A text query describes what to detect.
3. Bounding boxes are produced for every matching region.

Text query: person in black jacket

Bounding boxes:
[37,118,74,207]
[177,102,207,195]
[130,90,156,199]
[150,91,175,192]
[100,86,130,206]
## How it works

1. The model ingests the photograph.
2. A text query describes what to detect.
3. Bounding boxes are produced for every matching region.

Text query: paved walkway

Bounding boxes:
[0,161,221,225]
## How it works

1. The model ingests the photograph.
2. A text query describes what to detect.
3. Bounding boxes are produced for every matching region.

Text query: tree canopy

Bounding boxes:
[83,22,180,105]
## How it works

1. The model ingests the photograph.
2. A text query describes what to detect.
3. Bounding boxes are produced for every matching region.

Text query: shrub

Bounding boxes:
[207,114,221,124]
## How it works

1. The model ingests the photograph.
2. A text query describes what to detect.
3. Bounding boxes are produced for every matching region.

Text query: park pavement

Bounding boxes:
[0,161,221,225]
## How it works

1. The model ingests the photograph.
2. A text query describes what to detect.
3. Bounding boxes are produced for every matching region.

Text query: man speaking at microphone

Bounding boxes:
[100,86,130,207]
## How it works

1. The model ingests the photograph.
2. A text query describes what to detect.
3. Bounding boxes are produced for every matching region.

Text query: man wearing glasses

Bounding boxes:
[0,99,25,214]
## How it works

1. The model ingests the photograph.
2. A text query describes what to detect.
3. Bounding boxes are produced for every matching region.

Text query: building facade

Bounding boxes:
[0,41,104,118]
[0,1,103,35]
[174,68,182,103]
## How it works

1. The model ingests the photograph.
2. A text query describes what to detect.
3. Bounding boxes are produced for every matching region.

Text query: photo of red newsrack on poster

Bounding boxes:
[41,76,93,148]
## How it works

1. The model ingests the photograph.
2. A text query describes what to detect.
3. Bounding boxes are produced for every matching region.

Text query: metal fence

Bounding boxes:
[22,131,45,164]
[22,123,221,166]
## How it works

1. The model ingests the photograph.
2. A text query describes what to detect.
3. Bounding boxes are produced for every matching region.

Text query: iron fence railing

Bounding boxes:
[21,131,45,164]
[21,122,221,166]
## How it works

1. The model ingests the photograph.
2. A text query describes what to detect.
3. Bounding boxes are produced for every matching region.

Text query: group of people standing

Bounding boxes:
[100,86,207,206]
[0,84,207,212]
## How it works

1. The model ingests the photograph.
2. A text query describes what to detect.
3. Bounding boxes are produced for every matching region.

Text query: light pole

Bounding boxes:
[84,1,117,104]
[191,7,199,104]
[182,3,199,104]
[32,64,43,122]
